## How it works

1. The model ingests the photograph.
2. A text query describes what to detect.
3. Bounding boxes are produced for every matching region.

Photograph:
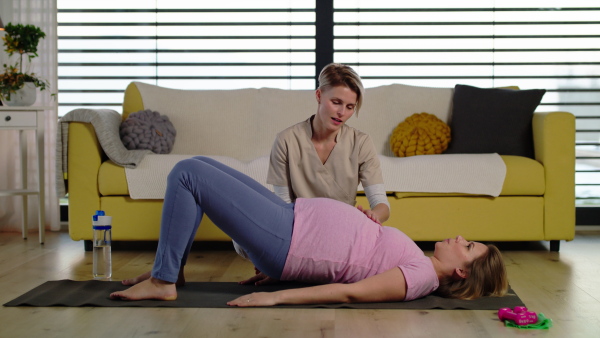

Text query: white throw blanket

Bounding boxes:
[375,153,506,197]
[125,155,272,199]
[125,153,506,199]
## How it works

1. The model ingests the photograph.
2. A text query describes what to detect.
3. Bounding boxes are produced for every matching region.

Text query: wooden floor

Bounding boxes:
[1,230,599,338]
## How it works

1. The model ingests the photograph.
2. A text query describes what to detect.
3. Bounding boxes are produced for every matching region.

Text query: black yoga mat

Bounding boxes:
[4,280,524,310]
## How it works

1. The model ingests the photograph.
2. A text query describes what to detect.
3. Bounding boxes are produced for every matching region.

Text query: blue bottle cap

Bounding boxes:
[93,210,106,221]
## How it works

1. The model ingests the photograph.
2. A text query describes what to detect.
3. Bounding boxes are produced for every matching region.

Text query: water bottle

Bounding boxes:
[92,210,112,280]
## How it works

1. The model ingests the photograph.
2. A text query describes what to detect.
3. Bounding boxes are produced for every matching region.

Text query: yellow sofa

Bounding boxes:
[66,82,575,251]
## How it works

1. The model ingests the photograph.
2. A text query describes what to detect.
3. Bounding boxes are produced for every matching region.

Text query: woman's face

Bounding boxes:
[434,235,488,277]
[314,85,357,133]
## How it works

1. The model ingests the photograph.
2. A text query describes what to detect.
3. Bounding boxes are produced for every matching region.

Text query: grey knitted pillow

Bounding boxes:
[120,109,176,154]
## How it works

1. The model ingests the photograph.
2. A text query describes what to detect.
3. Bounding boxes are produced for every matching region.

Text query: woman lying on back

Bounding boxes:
[110,156,508,306]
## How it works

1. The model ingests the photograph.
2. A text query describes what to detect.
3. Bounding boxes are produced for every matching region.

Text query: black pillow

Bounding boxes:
[445,84,546,158]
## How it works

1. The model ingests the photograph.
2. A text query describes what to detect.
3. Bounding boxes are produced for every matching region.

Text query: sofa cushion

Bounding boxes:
[129,82,456,160]
[133,82,316,162]
[445,84,546,158]
[393,155,544,197]
[98,160,129,196]
[351,84,454,157]
[500,155,545,195]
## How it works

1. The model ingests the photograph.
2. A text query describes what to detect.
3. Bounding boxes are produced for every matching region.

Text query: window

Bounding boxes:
[57,1,600,213]
[57,0,316,116]
[333,1,600,209]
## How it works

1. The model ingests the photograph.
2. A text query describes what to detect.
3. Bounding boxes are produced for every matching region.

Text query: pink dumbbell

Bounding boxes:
[498,306,538,325]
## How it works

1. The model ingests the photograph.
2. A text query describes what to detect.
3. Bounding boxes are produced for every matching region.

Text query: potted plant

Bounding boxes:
[0,22,50,106]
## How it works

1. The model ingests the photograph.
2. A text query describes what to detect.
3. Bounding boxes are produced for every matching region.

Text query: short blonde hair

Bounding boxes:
[436,244,508,300]
[318,63,365,114]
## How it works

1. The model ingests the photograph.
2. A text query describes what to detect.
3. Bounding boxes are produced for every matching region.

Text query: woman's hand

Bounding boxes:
[227,292,279,307]
[239,268,280,286]
[357,205,382,225]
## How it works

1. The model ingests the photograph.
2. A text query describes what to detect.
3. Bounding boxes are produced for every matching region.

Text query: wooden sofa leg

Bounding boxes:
[549,240,560,252]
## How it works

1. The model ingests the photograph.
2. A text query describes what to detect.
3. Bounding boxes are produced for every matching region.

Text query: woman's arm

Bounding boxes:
[227,267,406,307]
[273,185,293,203]
[360,184,390,223]
[357,133,390,223]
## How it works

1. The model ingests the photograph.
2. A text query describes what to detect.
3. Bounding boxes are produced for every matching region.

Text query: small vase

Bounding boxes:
[2,82,37,106]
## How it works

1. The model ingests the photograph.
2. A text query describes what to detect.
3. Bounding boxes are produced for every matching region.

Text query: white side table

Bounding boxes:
[0,106,51,244]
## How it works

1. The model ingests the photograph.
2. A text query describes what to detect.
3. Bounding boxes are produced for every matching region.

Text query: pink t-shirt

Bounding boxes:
[281,198,439,301]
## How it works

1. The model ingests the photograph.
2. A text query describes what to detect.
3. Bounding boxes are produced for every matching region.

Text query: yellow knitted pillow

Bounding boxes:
[390,112,451,157]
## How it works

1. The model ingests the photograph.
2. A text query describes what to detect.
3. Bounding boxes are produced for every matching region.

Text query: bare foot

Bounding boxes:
[122,271,151,286]
[110,277,177,301]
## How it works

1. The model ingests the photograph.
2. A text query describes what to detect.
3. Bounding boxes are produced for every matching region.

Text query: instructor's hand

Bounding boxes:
[357,205,382,225]
[239,269,280,286]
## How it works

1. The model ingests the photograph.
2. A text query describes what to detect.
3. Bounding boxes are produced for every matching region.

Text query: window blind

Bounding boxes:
[57,1,316,117]
[333,1,600,206]
[57,0,600,208]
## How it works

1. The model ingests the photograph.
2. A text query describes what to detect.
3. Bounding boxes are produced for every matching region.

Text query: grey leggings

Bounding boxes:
[152,156,294,283]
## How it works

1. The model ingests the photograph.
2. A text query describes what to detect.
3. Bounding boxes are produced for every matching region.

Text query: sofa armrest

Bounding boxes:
[67,122,104,240]
[532,111,576,240]
[123,81,145,118]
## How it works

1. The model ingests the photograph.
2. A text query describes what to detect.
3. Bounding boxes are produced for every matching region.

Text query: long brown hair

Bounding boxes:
[436,244,508,300]
[317,63,365,114]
